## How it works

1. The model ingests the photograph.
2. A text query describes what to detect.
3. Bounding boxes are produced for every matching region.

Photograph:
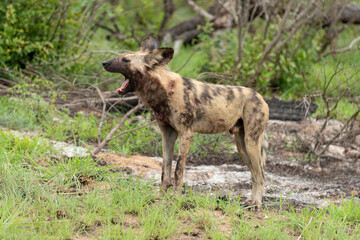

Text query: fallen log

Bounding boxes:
[266,98,317,122]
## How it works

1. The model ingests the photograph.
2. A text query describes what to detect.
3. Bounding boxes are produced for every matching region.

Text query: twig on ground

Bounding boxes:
[61,96,138,108]
[318,109,360,156]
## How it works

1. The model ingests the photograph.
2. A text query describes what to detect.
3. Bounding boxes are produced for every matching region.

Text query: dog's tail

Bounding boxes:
[260,130,268,168]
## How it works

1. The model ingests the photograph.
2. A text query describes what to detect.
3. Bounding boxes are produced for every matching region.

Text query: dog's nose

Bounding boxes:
[102,60,111,68]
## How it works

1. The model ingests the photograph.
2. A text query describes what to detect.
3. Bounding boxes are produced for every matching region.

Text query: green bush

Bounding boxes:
[1,1,58,68]
[0,0,94,69]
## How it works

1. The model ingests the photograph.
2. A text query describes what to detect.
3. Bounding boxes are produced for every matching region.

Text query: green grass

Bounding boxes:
[0,130,52,164]
[38,156,112,189]
[0,128,359,239]
[0,96,52,131]
[0,95,101,142]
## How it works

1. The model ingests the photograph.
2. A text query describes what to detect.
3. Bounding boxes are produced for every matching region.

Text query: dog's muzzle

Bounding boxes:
[102,60,111,69]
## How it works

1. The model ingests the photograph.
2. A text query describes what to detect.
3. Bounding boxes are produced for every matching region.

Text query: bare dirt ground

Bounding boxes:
[96,119,360,209]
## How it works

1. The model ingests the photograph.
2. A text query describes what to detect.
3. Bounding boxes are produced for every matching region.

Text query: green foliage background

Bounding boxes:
[0,0,359,115]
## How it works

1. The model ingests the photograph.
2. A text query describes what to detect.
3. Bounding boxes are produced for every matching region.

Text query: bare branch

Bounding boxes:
[318,109,360,157]
[0,77,17,86]
[176,47,200,73]
[61,96,138,108]
[159,0,175,33]
[109,120,156,141]
[77,0,105,42]
[187,0,215,20]
[235,0,250,65]
[93,85,107,145]
[319,35,360,59]
[91,103,143,156]
[255,0,296,73]
[218,0,237,23]
[297,217,313,240]
[50,0,70,42]
[0,84,8,89]
[307,60,360,162]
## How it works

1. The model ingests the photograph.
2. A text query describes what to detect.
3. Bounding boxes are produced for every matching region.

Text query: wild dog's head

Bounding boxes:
[102,35,174,95]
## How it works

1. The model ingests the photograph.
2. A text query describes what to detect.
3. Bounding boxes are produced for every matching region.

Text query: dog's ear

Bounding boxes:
[144,48,174,68]
[140,35,160,52]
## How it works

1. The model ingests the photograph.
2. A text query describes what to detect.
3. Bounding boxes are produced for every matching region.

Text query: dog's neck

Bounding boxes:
[135,69,171,122]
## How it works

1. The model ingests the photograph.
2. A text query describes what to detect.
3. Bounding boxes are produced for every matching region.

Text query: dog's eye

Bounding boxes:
[122,58,131,63]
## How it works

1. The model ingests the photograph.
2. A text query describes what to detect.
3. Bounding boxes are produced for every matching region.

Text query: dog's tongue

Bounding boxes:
[116,79,129,93]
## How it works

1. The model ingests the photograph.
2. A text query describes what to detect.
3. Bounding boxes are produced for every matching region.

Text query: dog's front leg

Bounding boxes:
[158,121,178,195]
[174,130,194,194]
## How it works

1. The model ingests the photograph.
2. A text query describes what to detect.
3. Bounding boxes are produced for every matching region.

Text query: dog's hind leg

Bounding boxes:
[158,121,178,195]
[234,122,266,209]
[244,132,266,209]
[234,125,258,203]
[174,130,194,194]
[234,122,253,172]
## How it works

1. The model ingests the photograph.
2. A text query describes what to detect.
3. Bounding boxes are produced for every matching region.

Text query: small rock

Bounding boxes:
[328,145,345,158]
[356,135,360,146]
[52,141,89,158]
[345,149,360,159]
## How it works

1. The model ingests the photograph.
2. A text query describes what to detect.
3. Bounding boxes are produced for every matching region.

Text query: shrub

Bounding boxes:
[0,0,92,69]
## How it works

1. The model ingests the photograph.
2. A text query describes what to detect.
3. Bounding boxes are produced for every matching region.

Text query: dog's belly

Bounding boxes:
[192,116,236,134]
[193,124,228,134]
[190,95,242,134]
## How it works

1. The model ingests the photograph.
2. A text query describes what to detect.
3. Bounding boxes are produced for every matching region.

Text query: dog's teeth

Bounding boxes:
[119,79,129,92]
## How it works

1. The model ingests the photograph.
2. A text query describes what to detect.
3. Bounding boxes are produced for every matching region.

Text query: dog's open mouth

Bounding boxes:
[116,79,129,94]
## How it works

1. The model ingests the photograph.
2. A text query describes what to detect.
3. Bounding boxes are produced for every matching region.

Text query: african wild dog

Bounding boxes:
[102,35,269,209]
